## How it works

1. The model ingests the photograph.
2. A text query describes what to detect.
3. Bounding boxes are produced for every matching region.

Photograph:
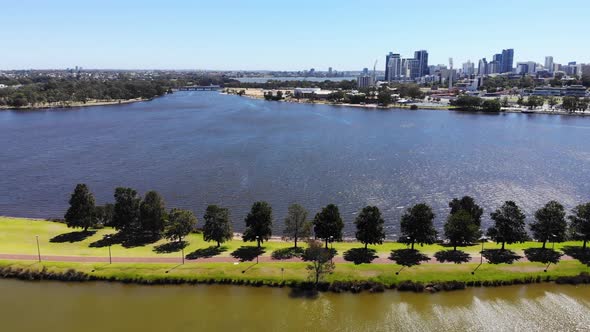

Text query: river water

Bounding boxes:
[2,91,590,235]
[1,279,589,332]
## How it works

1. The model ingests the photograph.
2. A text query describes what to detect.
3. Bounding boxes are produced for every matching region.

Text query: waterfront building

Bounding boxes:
[385,53,402,82]
[357,74,374,89]
[525,85,588,97]
[545,56,554,73]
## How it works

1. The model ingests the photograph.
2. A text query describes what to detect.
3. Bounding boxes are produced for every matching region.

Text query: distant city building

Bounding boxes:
[328,67,333,76]
[385,52,402,82]
[545,56,554,73]
[478,58,488,75]
[414,50,429,77]
[357,74,373,89]
[516,61,536,75]
[462,60,475,76]
[501,49,514,73]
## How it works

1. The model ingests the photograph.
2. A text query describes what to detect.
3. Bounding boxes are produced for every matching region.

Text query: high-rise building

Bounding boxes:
[478,58,488,75]
[462,60,475,76]
[501,49,514,73]
[407,59,421,79]
[545,56,554,73]
[386,53,402,81]
[414,50,429,77]
[357,74,373,89]
[384,52,395,82]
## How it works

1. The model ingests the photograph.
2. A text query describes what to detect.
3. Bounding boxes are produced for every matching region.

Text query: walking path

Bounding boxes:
[0,253,574,265]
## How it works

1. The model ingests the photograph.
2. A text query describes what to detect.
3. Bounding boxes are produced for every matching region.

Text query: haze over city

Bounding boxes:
[2,0,590,70]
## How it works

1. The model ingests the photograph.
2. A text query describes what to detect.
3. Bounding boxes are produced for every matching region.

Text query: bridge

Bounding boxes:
[177,85,222,91]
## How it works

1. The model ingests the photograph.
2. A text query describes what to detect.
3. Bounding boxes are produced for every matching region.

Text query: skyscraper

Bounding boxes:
[545,56,554,73]
[414,50,429,77]
[501,49,514,73]
[385,52,402,82]
[478,58,488,75]
[462,60,475,76]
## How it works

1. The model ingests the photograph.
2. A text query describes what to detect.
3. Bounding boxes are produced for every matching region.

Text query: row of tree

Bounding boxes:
[450,95,502,112]
[0,79,171,108]
[65,185,590,251]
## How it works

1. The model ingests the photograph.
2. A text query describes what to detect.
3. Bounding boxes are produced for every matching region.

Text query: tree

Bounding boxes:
[112,187,141,234]
[305,240,335,285]
[482,99,501,112]
[202,205,232,247]
[449,196,483,227]
[64,184,96,231]
[283,203,311,248]
[139,191,167,238]
[355,206,386,249]
[165,208,197,243]
[562,96,579,113]
[548,96,558,109]
[399,203,437,250]
[527,96,544,109]
[377,91,392,106]
[487,201,528,250]
[531,200,567,248]
[243,201,273,248]
[569,203,590,249]
[94,203,114,227]
[313,204,344,248]
[444,210,480,250]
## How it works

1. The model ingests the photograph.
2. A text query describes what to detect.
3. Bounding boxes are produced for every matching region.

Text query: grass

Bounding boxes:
[1,216,590,287]
[0,216,583,259]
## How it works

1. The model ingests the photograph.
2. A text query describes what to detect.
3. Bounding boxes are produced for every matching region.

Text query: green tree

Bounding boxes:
[202,205,232,247]
[283,203,311,248]
[313,204,344,248]
[530,201,567,248]
[562,96,579,113]
[548,96,558,109]
[305,239,335,285]
[243,201,273,248]
[449,196,484,227]
[527,96,544,109]
[487,201,528,250]
[482,99,501,112]
[64,184,96,231]
[165,208,197,243]
[400,203,437,250]
[112,187,141,234]
[444,210,480,250]
[94,203,114,227]
[568,202,590,249]
[377,91,392,106]
[354,206,386,249]
[139,191,167,238]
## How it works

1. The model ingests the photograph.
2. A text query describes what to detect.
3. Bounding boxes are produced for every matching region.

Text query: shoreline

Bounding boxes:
[0,97,150,111]
[222,89,590,116]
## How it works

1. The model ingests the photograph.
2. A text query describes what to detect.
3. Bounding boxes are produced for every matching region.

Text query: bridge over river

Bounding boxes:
[177,85,221,91]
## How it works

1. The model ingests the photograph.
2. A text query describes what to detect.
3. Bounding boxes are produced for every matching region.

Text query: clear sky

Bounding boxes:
[2,0,589,71]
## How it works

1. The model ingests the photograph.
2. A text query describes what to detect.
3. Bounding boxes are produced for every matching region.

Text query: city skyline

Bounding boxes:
[2,0,590,70]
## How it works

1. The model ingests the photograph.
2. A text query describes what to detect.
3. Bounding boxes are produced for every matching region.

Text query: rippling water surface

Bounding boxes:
[2,91,590,235]
[1,280,589,331]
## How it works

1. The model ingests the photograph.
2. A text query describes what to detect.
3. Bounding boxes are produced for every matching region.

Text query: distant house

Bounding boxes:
[293,88,333,99]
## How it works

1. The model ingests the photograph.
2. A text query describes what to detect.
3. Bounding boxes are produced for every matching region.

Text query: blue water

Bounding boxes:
[2,92,590,236]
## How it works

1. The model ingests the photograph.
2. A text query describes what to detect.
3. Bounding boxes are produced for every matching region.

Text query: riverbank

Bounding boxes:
[224,88,590,115]
[1,217,589,293]
[0,97,149,111]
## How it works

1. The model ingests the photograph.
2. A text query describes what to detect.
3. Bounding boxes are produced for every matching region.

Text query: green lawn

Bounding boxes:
[0,216,583,258]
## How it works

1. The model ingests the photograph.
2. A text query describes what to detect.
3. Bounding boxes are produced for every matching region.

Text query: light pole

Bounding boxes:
[35,235,41,262]
[256,236,260,264]
[182,246,185,265]
[472,235,487,275]
[106,234,112,264]
[329,236,334,264]
[544,234,557,272]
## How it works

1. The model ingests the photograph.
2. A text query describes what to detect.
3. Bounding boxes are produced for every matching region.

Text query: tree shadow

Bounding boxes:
[231,246,265,262]
[121,234,161,248]
[343,248,378,264]
[185,246,227,259]
[434,250,471,264]
[153,241,188,254]
[562,246,590,265]
[481,249,522,264]
[302,248,337,262]
[50,230,96,243]
[89,232,124,248]
[271,247,305,260]
[523,248,563,264]
[288,288,319,299]
[389,249,430,267]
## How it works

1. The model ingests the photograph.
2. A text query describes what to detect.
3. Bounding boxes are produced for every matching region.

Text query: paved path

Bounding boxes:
[0,253,574,265]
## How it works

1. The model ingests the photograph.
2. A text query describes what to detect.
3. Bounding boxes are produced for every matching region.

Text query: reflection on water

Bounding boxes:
[2,91,590,235]
[0,280,588,332]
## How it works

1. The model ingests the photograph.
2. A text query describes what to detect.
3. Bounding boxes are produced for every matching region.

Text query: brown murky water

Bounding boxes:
[1,280,589,331]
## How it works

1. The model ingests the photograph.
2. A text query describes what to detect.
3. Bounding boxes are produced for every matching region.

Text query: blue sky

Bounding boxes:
[2,0,589,70]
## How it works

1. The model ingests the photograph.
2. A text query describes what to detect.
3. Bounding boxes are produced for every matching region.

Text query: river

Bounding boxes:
[2,91,590,235]
[0,279,588,331]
